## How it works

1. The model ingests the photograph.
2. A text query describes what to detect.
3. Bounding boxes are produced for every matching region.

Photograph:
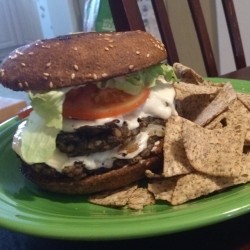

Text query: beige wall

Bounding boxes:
[164,0,217,76]
[165,0,250,76]
[216,0,250,74]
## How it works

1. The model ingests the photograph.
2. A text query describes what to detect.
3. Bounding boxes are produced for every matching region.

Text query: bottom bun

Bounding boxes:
[21,157,162,194]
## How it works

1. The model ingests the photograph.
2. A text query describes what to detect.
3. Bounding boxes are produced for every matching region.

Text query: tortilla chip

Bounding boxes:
[205,112,228,129]
[237,92,250,110]
[171,154,250,205]
[173,63,204,84]
[89,185,138,207]
[89,185,155,210]
[223,99,250,147]
[163,116,193,177]
[236,153,250,182]
[175,95,210,121]
[245,132,250,145]
[205,99,249,129]
[88,65,250,209]
[229,100,250,126]
[194,83,237,126]
[174,82,221,120]
[176,94,216,121]
[171,173,231,205]
[173,63,225,87]
[174,82,221,96]
[227,99,250,146]
[149,153,250,206]
[127,188,155,210]
[148,178,177,202]
[183,120,246,177]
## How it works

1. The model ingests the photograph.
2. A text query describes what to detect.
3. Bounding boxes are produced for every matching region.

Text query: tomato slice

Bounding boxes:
[17,105,33,120]
[63,85,150,120]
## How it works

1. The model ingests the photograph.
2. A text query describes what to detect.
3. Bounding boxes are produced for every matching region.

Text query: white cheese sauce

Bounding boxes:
[12,81,176,172]
[63,81,177,131]
[55,131,150,171]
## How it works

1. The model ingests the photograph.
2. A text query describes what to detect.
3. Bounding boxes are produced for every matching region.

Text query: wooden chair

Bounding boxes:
[108,0,250,80]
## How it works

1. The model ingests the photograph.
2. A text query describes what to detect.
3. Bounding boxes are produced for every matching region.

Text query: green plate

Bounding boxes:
[0,78,250,240]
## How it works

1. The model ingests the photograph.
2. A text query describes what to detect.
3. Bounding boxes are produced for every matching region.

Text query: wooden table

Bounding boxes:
[0,97,26,123]
[221,66,250,81]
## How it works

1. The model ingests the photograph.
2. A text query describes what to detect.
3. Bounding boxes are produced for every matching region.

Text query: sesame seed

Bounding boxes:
[42,45,50,49]
[73,47,78,51]
[35,40,42,46]
[104,47,109,51]
[92,73,98,80]
[49,82,53,88]
[24,81,29,87]
[146,53,150,58]
[136,51,140,55]
[43,72,50,76]
[9,54,17,60]
[0,69,5,77]
[46,62,51,68]
[86,73,92,78]
[16,50,23,55]
[129,65,134,70]
[108,44,114,48]
[73,64,79,71]
[28,52,34,55]
[102,73,108,77]
[18,82,23,88]
[21,63,26,67]
[71,73,76,79]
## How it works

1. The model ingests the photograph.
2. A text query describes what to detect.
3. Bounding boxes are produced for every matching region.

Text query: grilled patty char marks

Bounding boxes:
[56,120,138,156]
[23,117,165,181]
[21,135,163,181]
[56,117,165,156]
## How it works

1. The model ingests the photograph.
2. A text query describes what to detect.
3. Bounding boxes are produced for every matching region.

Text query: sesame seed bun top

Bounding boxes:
[0,31,167,91]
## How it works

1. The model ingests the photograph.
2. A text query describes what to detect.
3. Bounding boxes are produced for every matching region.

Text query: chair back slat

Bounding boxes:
[109,0,178,65]
[108,0,247,77]
[222,0,246,69]
[108,0,145,31]
[187,0,218,76]
[151,0,179,65]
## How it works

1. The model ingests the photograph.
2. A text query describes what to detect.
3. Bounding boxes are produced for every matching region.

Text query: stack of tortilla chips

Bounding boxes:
[89,63,250,209]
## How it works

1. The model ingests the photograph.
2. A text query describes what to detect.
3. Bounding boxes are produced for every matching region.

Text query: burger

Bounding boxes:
[0,31,177,194]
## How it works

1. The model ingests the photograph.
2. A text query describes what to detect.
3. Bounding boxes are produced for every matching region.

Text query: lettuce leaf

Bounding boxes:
[21,89,69,163]
[98,63,177,95]
[29,89,69,129]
